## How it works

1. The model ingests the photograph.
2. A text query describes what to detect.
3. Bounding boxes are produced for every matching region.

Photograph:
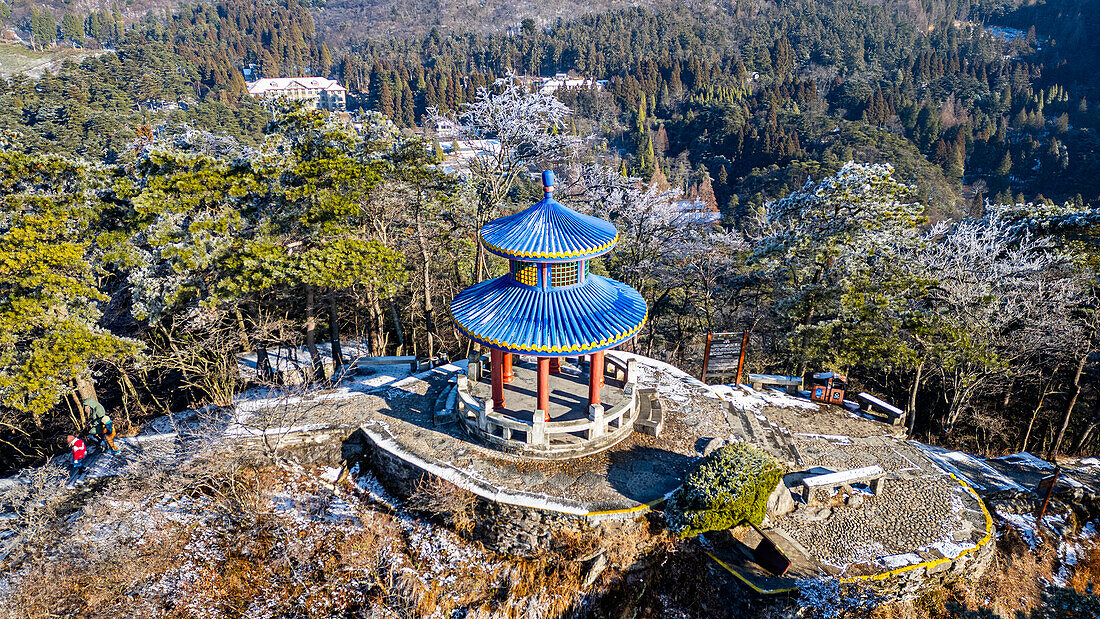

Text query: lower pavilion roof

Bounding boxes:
[450,275,647,356]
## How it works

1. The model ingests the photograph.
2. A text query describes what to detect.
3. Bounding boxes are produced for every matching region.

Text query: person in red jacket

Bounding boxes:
[67,435,86,475]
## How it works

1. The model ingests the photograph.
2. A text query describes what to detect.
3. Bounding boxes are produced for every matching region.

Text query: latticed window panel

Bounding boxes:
[550,262,580,288]
[513,261,538,286]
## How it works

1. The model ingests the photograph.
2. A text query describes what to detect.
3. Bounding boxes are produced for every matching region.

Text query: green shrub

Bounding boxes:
[665,443,784,538]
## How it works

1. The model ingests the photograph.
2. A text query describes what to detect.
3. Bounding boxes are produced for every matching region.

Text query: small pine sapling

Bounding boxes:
[665,443,784,538]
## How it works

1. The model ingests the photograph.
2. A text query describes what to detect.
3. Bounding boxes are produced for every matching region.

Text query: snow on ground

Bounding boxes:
[346,463,491,584]
[914,442,1025,494]
[614,351,719,404]
[711,383,819,412]
[995,452,1056,470]
[613,351,819,413]
[793,433,852,444]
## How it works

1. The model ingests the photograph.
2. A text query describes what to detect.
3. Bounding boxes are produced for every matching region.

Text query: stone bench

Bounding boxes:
[858,392,905,426]
[801,465,886,503]
[747,373,803,395]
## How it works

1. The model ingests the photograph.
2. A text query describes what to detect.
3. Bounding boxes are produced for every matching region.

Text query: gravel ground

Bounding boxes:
[774,476,986,574]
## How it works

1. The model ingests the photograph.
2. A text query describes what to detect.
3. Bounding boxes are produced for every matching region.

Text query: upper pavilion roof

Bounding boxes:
[480,172,617,262]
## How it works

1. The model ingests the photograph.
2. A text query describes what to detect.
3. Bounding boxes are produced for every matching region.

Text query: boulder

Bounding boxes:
[766,478,796,518]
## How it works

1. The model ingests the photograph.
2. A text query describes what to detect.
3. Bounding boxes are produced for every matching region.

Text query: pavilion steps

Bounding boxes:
[432,383,458,427]
[633,388,665,437]
[729,402,802,466]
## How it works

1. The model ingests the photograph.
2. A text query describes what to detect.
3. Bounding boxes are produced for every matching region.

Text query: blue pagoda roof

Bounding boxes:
[450,274,647,356]
[480,196,618,262]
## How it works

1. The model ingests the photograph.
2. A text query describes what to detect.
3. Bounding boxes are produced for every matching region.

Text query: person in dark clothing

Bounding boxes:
[84,398,120,455]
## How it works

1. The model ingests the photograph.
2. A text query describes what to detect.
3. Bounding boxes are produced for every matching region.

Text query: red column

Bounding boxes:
[549,357,561,374]
[588,350,604,406]
[502,353,514,383]
[537,357,550,421]
[491,348,505,407]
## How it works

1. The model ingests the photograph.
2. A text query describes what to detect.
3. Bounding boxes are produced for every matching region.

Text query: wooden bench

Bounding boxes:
[747,373,803,395]
[858,392,905,426]
[801,465,886,503]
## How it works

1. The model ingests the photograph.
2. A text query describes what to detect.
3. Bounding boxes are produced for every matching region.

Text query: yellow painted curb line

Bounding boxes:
[839,473,994,584]
[705,551,798,594]
[705,472,995,593]
[585,493,669,518]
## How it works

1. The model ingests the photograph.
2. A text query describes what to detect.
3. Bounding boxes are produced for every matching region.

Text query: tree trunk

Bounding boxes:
[305,285,324,381]
[1072,421,1098,455]
[906,361,924,434]
[390,296,405,356]
[251,301,274,383]
[329,290,343,375]
[67,391,84,430]
[234,306,251,351]
[472,243,485,284]
[73,375,98,405]
[1049,352,1090,460]
[1071,394,1100,454]
[797,263,827,377]
[415,204,436,359]
[368,288,386,356]
[1021,381,1052,453]
[1002,376,1015,412]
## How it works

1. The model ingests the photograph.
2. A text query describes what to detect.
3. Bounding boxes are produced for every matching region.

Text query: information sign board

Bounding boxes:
[701,331,749,383]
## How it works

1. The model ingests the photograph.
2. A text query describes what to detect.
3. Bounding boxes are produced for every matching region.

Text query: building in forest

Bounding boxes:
[246,77,347,111]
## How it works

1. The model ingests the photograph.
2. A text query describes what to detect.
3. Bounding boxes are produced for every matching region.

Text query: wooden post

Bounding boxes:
[735,331,749,385]
[1037,466,1060,524]
[502,353,514,384]
[537,357,551,421]
[549,357,561,374]
[491,348,505,408]
[588,350,605,406]
[701,332,713,382]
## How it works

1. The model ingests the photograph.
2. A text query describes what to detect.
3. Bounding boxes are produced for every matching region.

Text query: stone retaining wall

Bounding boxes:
[842,531,996,599]
[345,426,647,557]
[231,424,360,468]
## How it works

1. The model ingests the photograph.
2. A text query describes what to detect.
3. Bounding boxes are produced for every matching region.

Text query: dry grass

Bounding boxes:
[405,473,479,536]
[860,522,1100,619]
[1068,537,1100,594]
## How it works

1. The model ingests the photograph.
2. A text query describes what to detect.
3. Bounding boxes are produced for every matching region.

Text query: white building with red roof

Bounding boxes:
[246,77,347,111]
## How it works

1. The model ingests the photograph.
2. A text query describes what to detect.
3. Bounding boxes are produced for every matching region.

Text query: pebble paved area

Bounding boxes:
[773,437,989,575]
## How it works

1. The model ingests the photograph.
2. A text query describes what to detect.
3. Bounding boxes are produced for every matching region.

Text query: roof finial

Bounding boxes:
[542,170,555,196]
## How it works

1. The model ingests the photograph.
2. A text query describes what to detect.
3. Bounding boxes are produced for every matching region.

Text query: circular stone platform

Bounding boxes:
[456,355,639,459]
[233,351,993,577]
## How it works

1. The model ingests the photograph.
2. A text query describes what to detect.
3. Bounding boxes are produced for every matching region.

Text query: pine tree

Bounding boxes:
[694,166,718,213]
[62,13,83,45]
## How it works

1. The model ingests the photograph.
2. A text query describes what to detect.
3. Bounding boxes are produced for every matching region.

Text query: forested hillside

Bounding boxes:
[0,0,1097,486]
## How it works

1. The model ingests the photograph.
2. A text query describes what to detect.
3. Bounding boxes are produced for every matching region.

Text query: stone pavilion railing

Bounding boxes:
[455,352,640,459]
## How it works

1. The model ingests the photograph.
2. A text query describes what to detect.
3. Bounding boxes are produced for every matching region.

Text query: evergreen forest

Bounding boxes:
[0,0,1098,483]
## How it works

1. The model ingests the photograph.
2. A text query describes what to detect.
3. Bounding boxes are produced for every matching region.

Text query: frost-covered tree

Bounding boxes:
[572,164,747,360]
[429,75,573,282]
[752,162,926,376]
[918,206,1087,434]
[0,153,138,457]
[971,202,1100,454]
